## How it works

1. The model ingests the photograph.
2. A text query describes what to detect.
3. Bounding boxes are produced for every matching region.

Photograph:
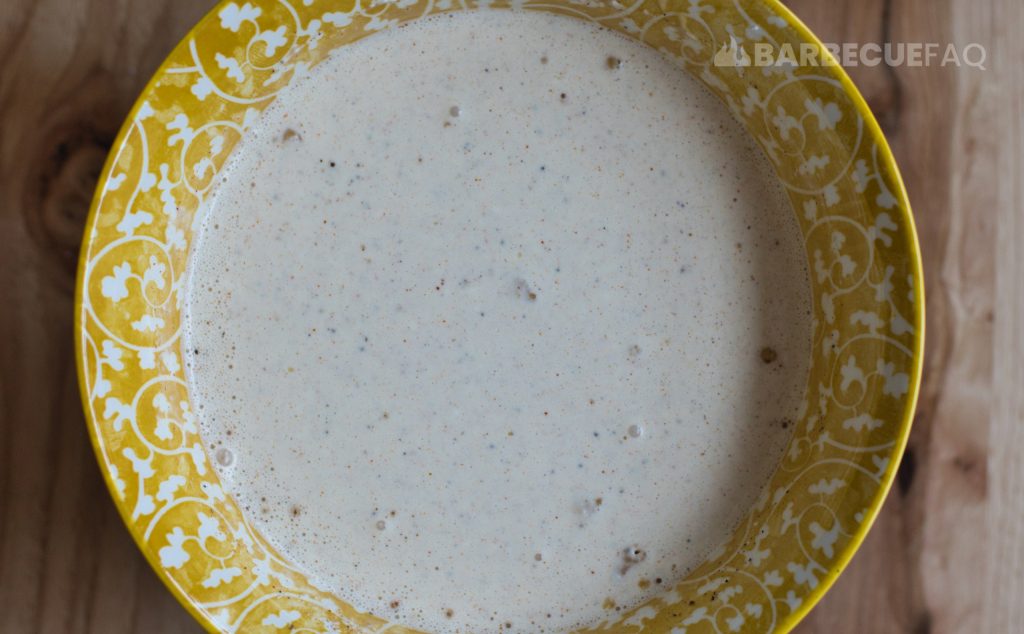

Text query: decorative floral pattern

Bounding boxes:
[75,1,923,632]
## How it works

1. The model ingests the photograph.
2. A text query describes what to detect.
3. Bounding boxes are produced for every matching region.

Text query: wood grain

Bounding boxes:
[0,2,212,631]
[974,0,1024,630]
[0,1,1019,632]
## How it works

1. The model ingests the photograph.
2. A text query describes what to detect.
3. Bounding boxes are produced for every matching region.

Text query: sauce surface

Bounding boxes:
[185,10,812,633]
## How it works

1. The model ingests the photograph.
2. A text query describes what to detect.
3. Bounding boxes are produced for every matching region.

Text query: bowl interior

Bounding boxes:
[76,1,922,632]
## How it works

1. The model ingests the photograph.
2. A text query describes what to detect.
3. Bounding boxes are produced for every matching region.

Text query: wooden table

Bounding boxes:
[1,0,1020,631]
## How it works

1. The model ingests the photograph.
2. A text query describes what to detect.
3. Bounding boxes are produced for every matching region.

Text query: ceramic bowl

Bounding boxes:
[75,1,924,632]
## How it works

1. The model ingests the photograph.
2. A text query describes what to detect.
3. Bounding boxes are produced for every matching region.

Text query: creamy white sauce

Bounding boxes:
[184,10,811,633]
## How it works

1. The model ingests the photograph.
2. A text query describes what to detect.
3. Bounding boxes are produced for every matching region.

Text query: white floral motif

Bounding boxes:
[152,392,171,413]
[891,312,914,336]
[166,114,195,147]
[123,447,154,478]
[217,53,246,83]
[364,14,399,31]
[851,159,871,191]
[809,521,840,558]
[682,607,709,626]
[100,263,132,302]
[203,566,243,588]
[106,172,127,191]
[219,2,261,32]
[161,350,180,373]
[839,355,865,392]
[771,105,800,141]
[160,526,190,568]
[165,224,186,251]
[156,475,187,502]
[101,340,125,371]
[798,154,830,176]
[153,394,178,440]
[873,265,895,302]
[783,590,802,612]
[142,256,166,291]
[823,183,840,205]
[780,503,798,534]
[868,212,898,247]
[808,478,845,495]
[802,199,817,220]
[136,101,154,121]
[830,231,856,276]
[254,26,289,56]
[787,561,820,589]
[187,443,208,476]
[719,585,742,602]
[851,310,885,333]
[131,314,165,333]
[877,360,909,398]
[103,397,133,431]
[698,576,727,595]
[741,86,762,115]
[191,77,215,101]
[157,164,178,217]
[110,464,126,497]
[197,512,226,542]
[192,135,225,181]
[322,11,353,27]
[140,171,157,191]
[804,98,842,130]
[622,606,659,628]
[843,413,884,432]
[688,0,714,17]
[204,481,227,503]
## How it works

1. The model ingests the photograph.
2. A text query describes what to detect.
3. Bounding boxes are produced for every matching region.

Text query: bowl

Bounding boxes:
[75,1,923,632]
